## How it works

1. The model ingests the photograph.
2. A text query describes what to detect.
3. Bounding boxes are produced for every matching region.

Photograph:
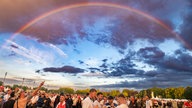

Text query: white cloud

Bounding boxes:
[14,58,31,66]
[48,43,67,57]
[3,40,47,64]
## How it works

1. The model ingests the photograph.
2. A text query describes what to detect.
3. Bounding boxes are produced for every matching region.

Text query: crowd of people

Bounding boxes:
[0,84,191,108]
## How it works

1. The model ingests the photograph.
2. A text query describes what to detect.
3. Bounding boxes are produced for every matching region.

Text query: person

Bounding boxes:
[13,81,45,108]
[72,94,78,108]
[27,93,39,108]
[50,93,57,108]
[104,96,117,108]
[145,96,152,108]
[0,86,4,96]
[100,96,108,107]
[0,95,4,108]
[116,94,128,108]
[3,91,15,108]
[76,96,82,108]
[54,93,64,108]
[128,96,137,108]
[56,94,66,108]
[36,92,46,108]
[93,92,103,108]
[4,89,12,102]
[82,88,97,108]
[42,93,52,108]
[66,94,73,108]
[177,100,183,108]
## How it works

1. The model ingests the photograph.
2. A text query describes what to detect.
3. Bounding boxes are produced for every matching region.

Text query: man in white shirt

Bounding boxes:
[116,94,128,108]
[94,92,103,108]
[82,88,97,108]
[145,96,152,108]
[4,89,12,101]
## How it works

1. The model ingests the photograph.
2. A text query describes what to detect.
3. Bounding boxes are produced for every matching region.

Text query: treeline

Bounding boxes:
[1,81,192,100]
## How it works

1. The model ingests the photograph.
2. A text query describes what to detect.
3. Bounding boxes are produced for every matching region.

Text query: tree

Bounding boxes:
[59,87,74,94]
[0,81,3,86]
[122,89,129,97]
[184,86,192,100]
[150,87,164,98]
[109,90,120,97]
[76,89,89,94]
[174,87,184,99]
[164,88,175,98]
[138,90,147,98]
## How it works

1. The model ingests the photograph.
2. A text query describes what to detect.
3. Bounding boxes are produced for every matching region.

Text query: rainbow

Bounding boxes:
[9,2,189,49]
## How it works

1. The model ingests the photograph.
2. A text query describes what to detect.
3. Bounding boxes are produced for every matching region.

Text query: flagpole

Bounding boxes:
[3,72,7,86]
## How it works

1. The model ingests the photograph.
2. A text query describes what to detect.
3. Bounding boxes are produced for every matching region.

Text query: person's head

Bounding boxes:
[108,96,114,104]
[19,90,26,98]
[0,95,3,102]
[0,86,4,92]
[117,94,126,105]
[145,95,149,100]
[7,89,12,94]
[60,94,65,102]
[130,96,135,101]
[89,88,97,98]
[103,96,107,101]
[97,92,103,101]
[10,91,15,98]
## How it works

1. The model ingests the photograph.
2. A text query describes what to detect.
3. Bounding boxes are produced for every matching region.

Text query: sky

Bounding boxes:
[0,0,192,90]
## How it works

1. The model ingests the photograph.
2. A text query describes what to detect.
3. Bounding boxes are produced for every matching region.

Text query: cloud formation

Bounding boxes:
[1,0,192,90]
[43,65,84,74]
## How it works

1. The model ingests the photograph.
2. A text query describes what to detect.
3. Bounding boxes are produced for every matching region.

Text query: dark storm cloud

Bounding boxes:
[138,47,165,59]
[92,0,188,28]
[88,67,101,73]
[106,52,139,77]
[99,63,108,68]
[161,52,192,72]
[137,47,192,72]
[43,65,84,74]
[2,0,189,50]
[91,47,192,89]
[92,71,192,89]
[0,0,88,33]
[180,1,192,49]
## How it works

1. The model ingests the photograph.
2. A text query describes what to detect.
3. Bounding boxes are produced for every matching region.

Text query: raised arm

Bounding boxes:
[32,81,45,96]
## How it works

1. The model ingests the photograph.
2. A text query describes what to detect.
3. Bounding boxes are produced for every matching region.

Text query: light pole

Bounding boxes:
[21,78,25,86]
[3,72,7,86]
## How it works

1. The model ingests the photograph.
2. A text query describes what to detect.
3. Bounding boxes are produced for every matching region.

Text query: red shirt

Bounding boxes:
[56,101,66,108]
[184,101,192,108]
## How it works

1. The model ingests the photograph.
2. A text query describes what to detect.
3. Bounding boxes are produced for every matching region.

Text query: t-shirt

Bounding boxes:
[82,97,94,108]
[94,100,102,108]
[56,101,66,108]
[146,100,152,108]
[116,104,128,108]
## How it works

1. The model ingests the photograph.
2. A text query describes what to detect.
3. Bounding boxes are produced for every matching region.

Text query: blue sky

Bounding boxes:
[0,0,192,90]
